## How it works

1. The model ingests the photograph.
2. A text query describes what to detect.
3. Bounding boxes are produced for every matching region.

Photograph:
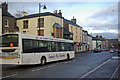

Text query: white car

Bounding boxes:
[109,49,115,53]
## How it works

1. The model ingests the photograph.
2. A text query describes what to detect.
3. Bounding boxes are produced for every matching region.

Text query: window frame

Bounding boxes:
[23,20,28,29]
[5,19,9,27]
[38,18,44,28]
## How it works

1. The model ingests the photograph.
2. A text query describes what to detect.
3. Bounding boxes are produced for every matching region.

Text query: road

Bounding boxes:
[1,51,120,79]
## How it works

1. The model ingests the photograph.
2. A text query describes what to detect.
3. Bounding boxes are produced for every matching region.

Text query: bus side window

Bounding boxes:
[47,41,52,52]
[64,42,67,51]
[51,42,56,52]
[22,39,33,53]
[58,42,64,51]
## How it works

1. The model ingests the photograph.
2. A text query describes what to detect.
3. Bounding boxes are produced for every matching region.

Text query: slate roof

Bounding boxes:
[53,23,62,28]
[92,37,101,41]
[64,19,82,28]
[92,37,105,41]
[83,30,88,32]
[17,12,64,20]
[2,8,14,17]
[87,34,92,37]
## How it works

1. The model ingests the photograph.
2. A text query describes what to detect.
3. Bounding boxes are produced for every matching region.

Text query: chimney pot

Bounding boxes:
[2,2,8,11]
[22,11,28,17]
[71,16,76,24]
[57,10,62,17]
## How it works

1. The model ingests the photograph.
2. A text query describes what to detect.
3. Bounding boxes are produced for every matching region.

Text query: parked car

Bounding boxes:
[93,48,102,53]
[114,49,118,52]
[101,49,106,52]
[109,49,115,53]
[105,49,109,51]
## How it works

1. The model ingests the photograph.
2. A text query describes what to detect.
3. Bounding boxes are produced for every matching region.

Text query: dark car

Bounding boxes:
[93,48,102,53]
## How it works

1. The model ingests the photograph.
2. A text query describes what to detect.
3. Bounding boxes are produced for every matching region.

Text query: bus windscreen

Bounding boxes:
[0,34,18,47]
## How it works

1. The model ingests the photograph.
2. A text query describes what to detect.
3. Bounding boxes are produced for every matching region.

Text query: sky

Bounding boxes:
[7,2,118,39]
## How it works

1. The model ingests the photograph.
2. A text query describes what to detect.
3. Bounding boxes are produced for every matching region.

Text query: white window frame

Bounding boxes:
[5,19,9,27]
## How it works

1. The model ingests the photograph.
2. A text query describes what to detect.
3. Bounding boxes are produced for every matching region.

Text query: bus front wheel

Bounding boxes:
[41,57,46,65]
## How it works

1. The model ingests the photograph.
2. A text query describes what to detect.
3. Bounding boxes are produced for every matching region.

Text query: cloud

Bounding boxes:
[92,32,118,39]
[77,3,118,39]
[82,3,118,30]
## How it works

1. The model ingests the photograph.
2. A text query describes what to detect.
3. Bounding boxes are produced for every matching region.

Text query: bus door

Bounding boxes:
[22,39,35,64]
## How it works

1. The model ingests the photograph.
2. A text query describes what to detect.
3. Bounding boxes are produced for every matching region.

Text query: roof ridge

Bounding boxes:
[64,18,82,28]
[17,12,64,20]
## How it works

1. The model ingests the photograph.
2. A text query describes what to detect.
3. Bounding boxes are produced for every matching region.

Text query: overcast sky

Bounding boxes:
[7,2,118,39]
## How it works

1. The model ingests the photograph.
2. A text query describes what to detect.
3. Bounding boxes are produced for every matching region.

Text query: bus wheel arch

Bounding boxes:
[67,53,70,60]
[40,56,46,65]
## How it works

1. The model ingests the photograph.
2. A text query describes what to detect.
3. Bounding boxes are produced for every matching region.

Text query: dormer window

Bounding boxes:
[5,19,9,27]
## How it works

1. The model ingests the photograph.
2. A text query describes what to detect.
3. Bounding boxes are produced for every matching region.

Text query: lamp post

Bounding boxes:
[38,3,47,36]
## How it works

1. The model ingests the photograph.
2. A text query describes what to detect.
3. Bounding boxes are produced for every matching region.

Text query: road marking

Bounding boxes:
[48,65,56,68]
[80,59,111,78]
[110,64,120,80]
[2,74,18,79]
[64,60,75,64]
[32,60,75,72]
[32,67,47,71]
[11,74,18,77]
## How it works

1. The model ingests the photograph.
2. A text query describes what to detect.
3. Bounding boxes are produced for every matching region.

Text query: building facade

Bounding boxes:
[87,34,92,50]
[63,20,73,40]
[105,40,109,48]
[2,2,19,34]
[17,12,64,38]
[82,30,88,51]
[92,36,106,49]
[63,18,83,53]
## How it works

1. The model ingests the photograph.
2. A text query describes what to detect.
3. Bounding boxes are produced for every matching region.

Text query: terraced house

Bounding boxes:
[1,2,19,34]
[17,11,64,38]
[63,17,83,53]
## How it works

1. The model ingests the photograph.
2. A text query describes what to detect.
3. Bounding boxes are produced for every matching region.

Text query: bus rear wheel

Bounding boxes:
[41,57,46,65]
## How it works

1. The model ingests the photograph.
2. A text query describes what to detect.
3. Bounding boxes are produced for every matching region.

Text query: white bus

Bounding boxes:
[0,32,75,65]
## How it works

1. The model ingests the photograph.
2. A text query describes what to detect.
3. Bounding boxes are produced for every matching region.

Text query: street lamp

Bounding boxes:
[38,3,47,36]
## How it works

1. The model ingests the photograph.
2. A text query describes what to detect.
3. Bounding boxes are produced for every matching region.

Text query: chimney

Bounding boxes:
[22,11,28,17]
[96,35,98,38]
[100,36,102,39]
[53,10,57,14]
[71,16,76,24]
[2,2,8,11]
[58,10,62,17]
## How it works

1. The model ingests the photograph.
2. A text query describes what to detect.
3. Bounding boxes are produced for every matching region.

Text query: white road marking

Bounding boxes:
[110,64,120,80]
[80,59,111,78]
[11,74,18,77]
[2,74,18,79]
[32,67,47,71]
[64,60,75,64]
[48,65,56,68]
